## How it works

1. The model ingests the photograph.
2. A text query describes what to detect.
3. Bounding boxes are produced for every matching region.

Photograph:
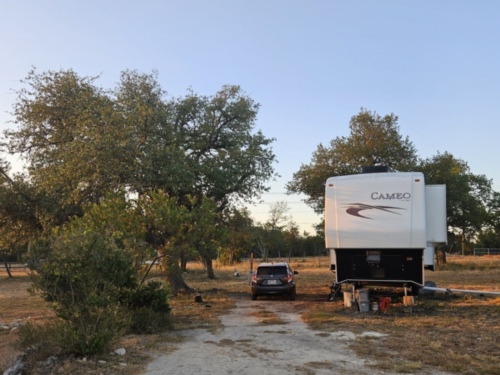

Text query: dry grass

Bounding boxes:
[181,256,334,300]
[0,269,234,374]
[301,255,500,375]
[168,290,235,332]
[304,360,334,369]
[0,275,158,374]
[3,255,500,375]
[293,366,316,375]
[0,275,53,321]
[0,275,53,373]
[247,309,287,325]
[18,335,154,375]
[157,255,500,375]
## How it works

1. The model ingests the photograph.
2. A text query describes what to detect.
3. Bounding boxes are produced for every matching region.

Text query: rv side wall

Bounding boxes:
[325,172,426,249]
[425,185,448,246]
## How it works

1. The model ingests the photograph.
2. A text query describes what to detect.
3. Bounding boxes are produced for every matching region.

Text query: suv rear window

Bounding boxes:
[257,266,287,276]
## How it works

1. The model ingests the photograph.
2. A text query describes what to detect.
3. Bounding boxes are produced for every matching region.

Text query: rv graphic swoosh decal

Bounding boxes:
[344,203,405,219]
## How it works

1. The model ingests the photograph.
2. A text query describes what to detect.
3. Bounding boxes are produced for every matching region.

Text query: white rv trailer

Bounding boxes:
[325,167,447,295]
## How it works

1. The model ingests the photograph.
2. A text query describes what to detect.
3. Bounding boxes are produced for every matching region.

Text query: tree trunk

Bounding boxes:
[229,245,234,266]
[437,247,447,266]
[205,258,216,279]
[180,255,188,273]
[3,253,13,278]
[461,232,466,255]
[164,255,190,294]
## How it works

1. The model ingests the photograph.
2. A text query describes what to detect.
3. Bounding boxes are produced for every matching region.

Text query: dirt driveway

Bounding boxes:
[143,295,452,375]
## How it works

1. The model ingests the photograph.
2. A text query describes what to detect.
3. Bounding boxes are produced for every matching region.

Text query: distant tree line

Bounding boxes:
[217,203,325,266]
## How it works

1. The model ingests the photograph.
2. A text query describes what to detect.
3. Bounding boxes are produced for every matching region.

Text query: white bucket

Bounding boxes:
[343,292,353,307]
[371,301,379,311]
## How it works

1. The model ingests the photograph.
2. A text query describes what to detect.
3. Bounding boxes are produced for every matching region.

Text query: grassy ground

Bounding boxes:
[299,256,500,375]
[180,256,500,375]
[1,256,500,374]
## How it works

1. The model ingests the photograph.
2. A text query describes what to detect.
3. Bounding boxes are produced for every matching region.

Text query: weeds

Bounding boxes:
[304,360,334,369]
[169,290,235,331]
[393,361,422,373]
[247,309,287,325]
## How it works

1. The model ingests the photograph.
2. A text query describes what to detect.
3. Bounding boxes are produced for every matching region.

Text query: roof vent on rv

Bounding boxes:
[361,166,391,174]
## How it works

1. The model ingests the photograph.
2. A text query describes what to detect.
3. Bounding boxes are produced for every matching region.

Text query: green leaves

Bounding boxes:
[2,69,276,247]
[27,232,136,355]
[5,68,276,207]
[344,109,418,171]
[286,107,499,252]
[1,68,276,282]
[417,152,497,249]
[286,108,418,215]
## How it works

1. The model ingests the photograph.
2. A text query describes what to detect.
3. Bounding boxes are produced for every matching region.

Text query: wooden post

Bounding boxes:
[250,252,254,272]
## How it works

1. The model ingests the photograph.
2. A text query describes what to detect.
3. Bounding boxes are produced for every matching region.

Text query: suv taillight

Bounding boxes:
[251,273,257,283]
[282,273,293,284]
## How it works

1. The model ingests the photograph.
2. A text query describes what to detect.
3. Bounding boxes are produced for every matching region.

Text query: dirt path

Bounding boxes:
[143,294,453,375]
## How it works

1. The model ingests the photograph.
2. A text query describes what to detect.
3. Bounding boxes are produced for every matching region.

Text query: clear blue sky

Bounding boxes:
[1,1,499,233]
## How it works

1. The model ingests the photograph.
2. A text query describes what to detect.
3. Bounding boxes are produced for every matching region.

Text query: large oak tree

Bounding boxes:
[1,68,276,286]
[286,108,417,214]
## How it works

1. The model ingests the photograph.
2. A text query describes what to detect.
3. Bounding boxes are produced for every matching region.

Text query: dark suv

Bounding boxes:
[250,262,298,301]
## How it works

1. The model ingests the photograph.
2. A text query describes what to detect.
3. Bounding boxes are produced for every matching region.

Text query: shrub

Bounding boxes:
[17,320,74,358]
[27,232,136,355]
[128,281,172,334]
[17,320,64,350]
